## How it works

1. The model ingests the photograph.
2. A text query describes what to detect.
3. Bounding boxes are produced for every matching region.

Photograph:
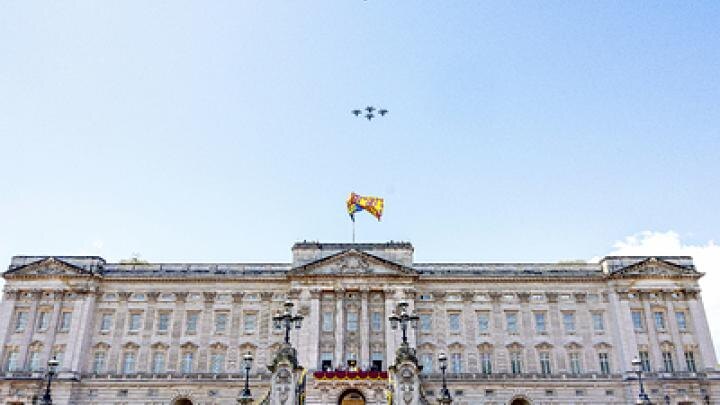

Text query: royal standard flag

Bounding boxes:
[347,192,384,222]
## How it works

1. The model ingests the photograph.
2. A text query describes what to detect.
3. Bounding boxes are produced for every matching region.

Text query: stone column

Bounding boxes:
[360,290,370,367]
[0,290,19,362]
[18,291,40,368]
[384,289,398,366]
[607,290,638,374]
[139,292,160,371]
[65,290,97,374]
[403,289,417,350]
[168,292,188,372]
[687,291,718,370]
[297,289,320,370]
[664,294,686,371]
[334,289,345,366]
[230,292,244,372]
[642,295,663,371]
[41,292,63,367]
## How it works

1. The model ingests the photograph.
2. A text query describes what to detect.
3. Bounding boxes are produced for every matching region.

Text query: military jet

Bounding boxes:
[378,109,388,116]
[351,109,362,116]
[365,106,375,113]
[365,113,375,121]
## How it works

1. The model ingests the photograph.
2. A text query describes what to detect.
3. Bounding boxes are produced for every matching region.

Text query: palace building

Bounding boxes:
[0,241,717,404]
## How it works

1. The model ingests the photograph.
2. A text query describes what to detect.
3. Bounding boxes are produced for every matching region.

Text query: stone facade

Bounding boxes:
[0,242,717,405]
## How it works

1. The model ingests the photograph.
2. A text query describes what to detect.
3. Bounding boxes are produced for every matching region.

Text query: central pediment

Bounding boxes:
[4,257,97,279]
[288,249,416,277]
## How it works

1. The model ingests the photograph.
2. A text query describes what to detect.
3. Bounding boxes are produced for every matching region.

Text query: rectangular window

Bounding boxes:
[420,353,433,373]
[14,311,28,332]
[654,311,666,330]
[448,313,461,332]
[450,353,462,373]
[420,314,432,332]
[346,312,358,332]
[122,352,136,374]
[539,352,551,375]
[6,352,18,372]
[685,351,696,372]
[215,313,228,333]
[676,312,688,331]
[534,312,546,333]
[210,353,225,373]
[510,352,523,374]
[182,352,194,373]
[157,313,170,332]
[100,313,113,332]
[371,352,383,371]
[322,312,333,332]
[477,313,490,333]
[592,312,605,332]
[662,351,674,372]
[569,352,582,374]
[639,351,651,372]
[563,312,576,333]
[371,312,382,332]
[320,352,333,371]
[631,310,644,331]
[93,351,106,373]
[480,352,492,374]
[59,312,72,332]
[29,351,41,371]
[37,312,50,331]
[186,312,199,334]
[128,313,142,332]
[244,314,256,333]
[152,352,165,373]
[506,312,518,333]
[53,349,64,368]
[598,353,610,374]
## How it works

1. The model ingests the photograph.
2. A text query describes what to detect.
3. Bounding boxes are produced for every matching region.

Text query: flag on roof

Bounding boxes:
[346,192,384,222]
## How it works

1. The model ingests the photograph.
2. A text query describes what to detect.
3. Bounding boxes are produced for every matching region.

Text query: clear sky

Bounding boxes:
[1,1,719,352]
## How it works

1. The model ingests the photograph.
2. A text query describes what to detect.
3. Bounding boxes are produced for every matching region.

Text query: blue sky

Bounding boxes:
[1,1,719,349]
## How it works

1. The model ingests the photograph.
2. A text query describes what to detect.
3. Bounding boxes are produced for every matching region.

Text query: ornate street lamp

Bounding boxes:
[40,356,59,405]
[237,351,253,405]
[632,356,651,404]
[273,301,304,346]
[664,393,670,405]
[388,302,419,346]
[437,352,452,405]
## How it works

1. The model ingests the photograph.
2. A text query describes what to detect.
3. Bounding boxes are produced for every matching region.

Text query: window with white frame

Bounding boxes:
[420,314,432,332]
[592,312,605,332]
[122,352,136,374]
[181,352,194,373]
[152,352,165,373]
[569,352,582,374]
[157,312,170,333]
[506,312,518,333]
[662,351,674,372]
[654,311,666,330]
[322,312,333,332]
[29,350,41,371]
[6,351,19,372]
[676,311,688,331]
[631,310,644,331]
[210,353,225,373]
[346,312,358,332]
[685,351,696,372]
[480,351,492,374]
[534,312,546,333]
[186,312,199,334]
[639,351,651,372]
[539,351,552,374]
[598,352,610,374]
[371,312,382,332]
[14,311,28,332]
[59,312,72,332]
[93,351,106,373]
[214,313,228,334]
[52,347,65,369]
[128,313,142,332]
[562,312,575,333]
[477,312,490,333]
[420,353,433,373]
[448,313,461,332]
[450,353,462,373]
[100,313,113,332]
[510,351,523,374]
[37,311,50,331]
[244,313,256,333]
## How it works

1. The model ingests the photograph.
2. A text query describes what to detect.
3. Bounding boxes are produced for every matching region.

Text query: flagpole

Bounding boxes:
[352,220,356,243]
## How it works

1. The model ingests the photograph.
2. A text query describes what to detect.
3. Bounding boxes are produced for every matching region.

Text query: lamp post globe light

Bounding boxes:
[388,301,419,346]
[41,356,59,405]
[437,352,452,405]
[237,351,254,404]
[273,301,304,346]
[631,356,651,404]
